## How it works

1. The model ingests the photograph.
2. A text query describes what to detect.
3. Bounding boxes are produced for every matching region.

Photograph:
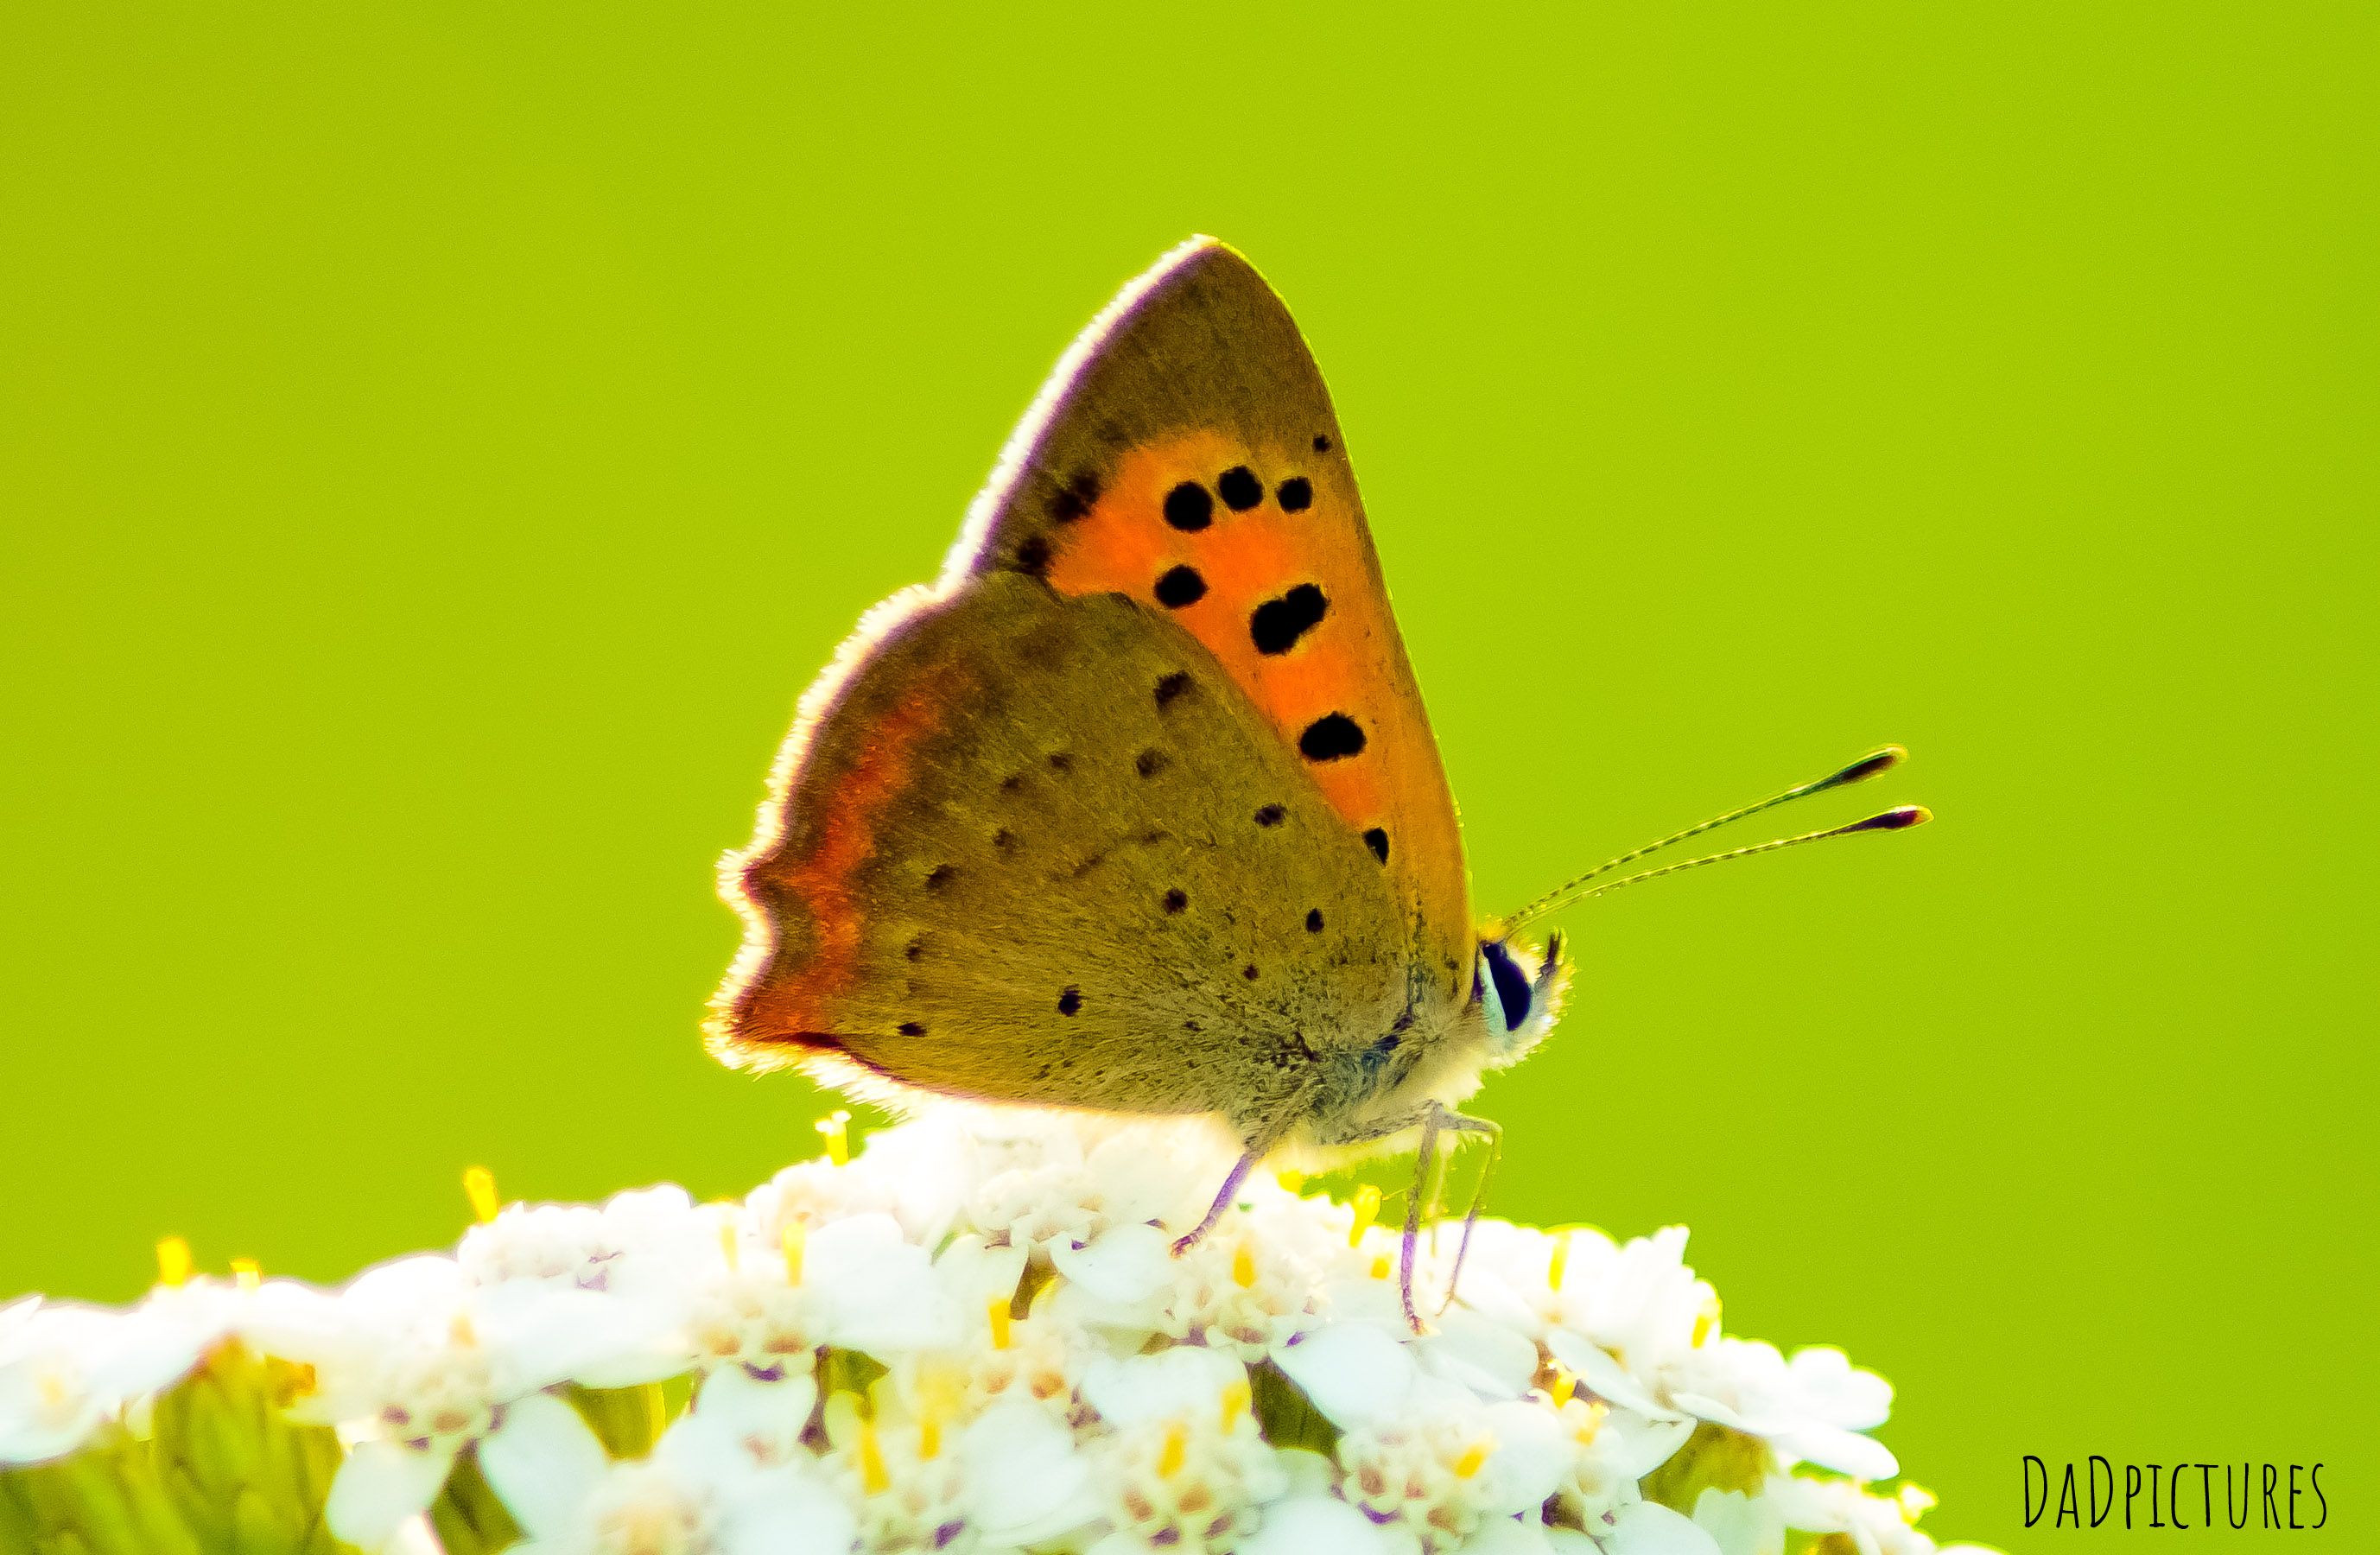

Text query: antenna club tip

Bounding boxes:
[1880,804,1931,829]
[1834,746,1908,785]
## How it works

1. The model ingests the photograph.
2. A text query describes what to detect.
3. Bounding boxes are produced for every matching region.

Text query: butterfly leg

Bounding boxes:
[1171,1146,1263,1256]
[1319,1101,1499,1332]
[1396,1103,1447,1334]
[1437,1111,1501,1317]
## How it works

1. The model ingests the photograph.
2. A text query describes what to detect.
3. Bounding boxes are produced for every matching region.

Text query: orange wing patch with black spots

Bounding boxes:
[1045,431,1404,867]
[953,238,1472,991]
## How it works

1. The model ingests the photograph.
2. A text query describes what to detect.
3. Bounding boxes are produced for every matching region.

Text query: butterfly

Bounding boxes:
[707,237,1920,1324]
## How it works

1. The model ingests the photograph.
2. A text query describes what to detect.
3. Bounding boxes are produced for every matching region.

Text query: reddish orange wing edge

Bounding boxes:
[707,238,1228,1074]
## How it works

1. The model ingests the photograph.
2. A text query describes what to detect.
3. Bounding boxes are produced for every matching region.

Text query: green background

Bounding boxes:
[4,5,2371,1547]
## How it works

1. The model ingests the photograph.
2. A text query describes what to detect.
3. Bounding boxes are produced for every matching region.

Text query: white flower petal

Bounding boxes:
[0,1384,102,1466]
[344,1257,467,1321]
[1239,1489,1394,1555]
[1775,1422,1898,1482]
[934,1234,1030,1311]
[1081,1344,1245,1428]
[723,1467,860,1555]
[1458,1518,1560,1555]
[1690,1488,1786,1555]
[959,1399,1098,1545]
[1419,1310,1541,1400]
[676,1364,819,1476]
[1272,1322,1416,1430]
[1601,1500,1725,1555]
[478,1392,609,1539]
[327,1439,459,1552]
[478,1285,684,1393]
[1477,1400,1570,1514]
[1783,1347,1891,1431]
[807,1214,950,1355]
[1546,1330,1681,1422]
[1604,1409,1698,1479]
[1051,1222,1175,1304]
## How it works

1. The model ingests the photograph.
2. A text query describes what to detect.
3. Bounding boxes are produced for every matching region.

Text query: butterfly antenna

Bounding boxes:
[1503,746,1919,929]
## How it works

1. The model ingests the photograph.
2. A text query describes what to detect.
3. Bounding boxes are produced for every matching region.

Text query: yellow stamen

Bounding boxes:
[816,1109,852,1167]
[1547,1366,1577,1408]
[1692,1295,1722,1349]
[1453,1438,1495,1479]
[230,1258,261,1292]
[987,1296,1012,1351]
[1547,1230,1571,1292]
[781,1223,805,1285]
[462,1165,499,1225]
[917,1368,956,1461]
[1347,1183,1382,1247]
[276,1361,319,1406]
[1231,1241,1257,1290]
[1158,1421,1189,1479]
[449,1310,478,1348]
[1275,1168,1305,1194]
[857,1412,890,1495]
[1571,1400,1609,1446]
[718,1220,739,1271]
[1368,1252,1392,1281]
[1220,1376,1251,1435]
[155,1236,192,1289]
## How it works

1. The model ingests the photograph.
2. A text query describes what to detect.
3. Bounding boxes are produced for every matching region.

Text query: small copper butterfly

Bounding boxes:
[708,238,1923,1323]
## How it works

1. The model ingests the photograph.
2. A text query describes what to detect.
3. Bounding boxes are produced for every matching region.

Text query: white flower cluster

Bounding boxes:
[1,1108,2000,1555]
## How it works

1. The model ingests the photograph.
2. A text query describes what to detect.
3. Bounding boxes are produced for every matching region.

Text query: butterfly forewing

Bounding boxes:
[954,238,1475,1003]
[713,573,1412,1139]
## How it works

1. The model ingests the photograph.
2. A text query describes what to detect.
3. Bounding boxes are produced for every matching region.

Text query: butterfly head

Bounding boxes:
[1471,927,1571,1067]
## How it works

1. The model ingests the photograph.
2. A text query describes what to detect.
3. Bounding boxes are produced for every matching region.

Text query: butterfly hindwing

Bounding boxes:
[952,238,1475,1003]
[711,571,1412,1138]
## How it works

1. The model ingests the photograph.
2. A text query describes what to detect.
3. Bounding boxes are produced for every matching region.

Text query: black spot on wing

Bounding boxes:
[1312,434,1333,452]
[1250,584,1327,655]
[1306,908,1324,932]
[897,1020,925,1037]
[1276,477,1312,512]
[1048,470,1100,522]
[1135,748,1169,778]
[1162,887,1189,914]
[1164,481,1214,531]
[1015,534,1051,576]
[1363,827,1390,864]
[1057,987,1082,1016]
[924,864,957,891]
[1155,565,1207,608]
[1217,466,1263,511]
[1299,714,1366,762]
[1154,671,1192,708]
[1253,803,1285,827]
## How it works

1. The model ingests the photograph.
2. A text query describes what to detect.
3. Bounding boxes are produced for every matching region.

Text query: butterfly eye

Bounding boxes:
[1476,940,1533,1035]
